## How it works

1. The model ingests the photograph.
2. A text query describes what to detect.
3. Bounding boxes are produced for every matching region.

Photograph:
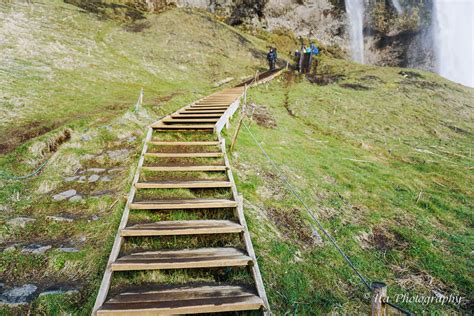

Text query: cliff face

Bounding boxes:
[65,0,434,69]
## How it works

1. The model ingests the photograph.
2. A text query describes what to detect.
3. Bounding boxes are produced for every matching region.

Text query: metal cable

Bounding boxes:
[242,121,372,292]
[0,159,49,180]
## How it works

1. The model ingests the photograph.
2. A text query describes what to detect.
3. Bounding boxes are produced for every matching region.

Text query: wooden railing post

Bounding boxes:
[371,282,387,316]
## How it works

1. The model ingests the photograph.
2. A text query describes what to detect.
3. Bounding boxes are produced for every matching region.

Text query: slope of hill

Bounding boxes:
[1,1,472,315]
[223,57,473,314]
[0,1,268,314]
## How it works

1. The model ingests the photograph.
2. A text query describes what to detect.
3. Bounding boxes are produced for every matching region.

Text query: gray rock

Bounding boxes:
[81,135,91,142]
[107,149,129,161]
[91,215,99,221]
[77,235,87,243]
[0,205,10,212]
[52,190,76,201]
[69,195,83,203]
[108,167,125,173]
[21,244,52,255]
[64,176,79,182]
[0,284,37,305]
[58,247,79,253]
[39,288,79,297]
[127,136,137,143]
[7,217,35,228]
[88,174,100,182]
[88,168,106,173]
[46,216,73,222]
[78,176,86,183]
[99,176,112,182]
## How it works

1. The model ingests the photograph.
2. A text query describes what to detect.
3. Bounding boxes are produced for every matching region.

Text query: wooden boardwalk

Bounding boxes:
[93,70,282,315]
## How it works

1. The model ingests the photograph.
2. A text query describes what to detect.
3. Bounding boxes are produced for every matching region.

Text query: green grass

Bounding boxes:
[223,64,473,314]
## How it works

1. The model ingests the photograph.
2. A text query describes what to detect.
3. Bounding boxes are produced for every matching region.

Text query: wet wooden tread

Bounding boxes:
[141,165,226,172]
[144,152,223,158]
[111,247,251,271]
[97,285,263,315]
[121,220,244,236]
[135,180,232,189]
[130,198,238,210]
[148,141,220,146]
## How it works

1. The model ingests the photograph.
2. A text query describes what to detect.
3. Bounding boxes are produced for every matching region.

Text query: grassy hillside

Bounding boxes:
[1,1,472,315]
[223,57,473,313]
[0,1,268,314]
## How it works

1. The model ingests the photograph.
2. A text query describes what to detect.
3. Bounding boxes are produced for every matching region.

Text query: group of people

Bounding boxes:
[265,42,320,74]
[294,42,319,74]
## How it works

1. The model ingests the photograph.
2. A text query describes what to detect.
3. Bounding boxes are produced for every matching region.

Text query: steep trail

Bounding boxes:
[92,69,283,315]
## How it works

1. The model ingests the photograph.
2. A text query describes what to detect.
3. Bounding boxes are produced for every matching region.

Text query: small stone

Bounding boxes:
[46,216,73,222]
[39,288,79,297]
[91,215,99,221]
[7,217,35,228]
[108,167,125,173]
[87,168,106,173]
[57,247,79,253]
[99,176,112,182]
[88,175,100,182]
[69,195,83,202]
[21,244,52,255]
[107,149,129,161]
[127,136,137,143]
[77,235,87,243]
[0,205,10,212]
[64,176,79,182]
[52,190,76,201]
[78,176,86,183]
[81,135,91,142]
[0,284,37,305]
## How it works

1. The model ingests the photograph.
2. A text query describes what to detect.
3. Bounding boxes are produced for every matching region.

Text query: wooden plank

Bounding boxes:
[111,247,251,271]
[144,152,223,158]
[141,165,226,172]
[120,220,244,236]
[171,114,222,118]
[148,141,220,146]
[135,180,232,189]
[186,107,229,111]
[130,198,237,210]
[97,285,263,315]
[162,118,219,123]
[153,124,216,129]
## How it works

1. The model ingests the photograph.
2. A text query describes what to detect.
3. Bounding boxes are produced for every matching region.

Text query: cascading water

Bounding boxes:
[432,0,474,87]
[391,0,403,14]
[346,0,365,63]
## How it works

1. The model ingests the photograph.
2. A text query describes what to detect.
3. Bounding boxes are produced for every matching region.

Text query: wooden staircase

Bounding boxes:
[93,82,276,315]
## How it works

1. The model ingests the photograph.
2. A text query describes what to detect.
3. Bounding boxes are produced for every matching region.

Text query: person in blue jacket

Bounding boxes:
[267,47,277,71]
[307,42,320,74]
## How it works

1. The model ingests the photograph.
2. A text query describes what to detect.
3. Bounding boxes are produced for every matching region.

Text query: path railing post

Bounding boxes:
[134,88,144,113]
[371,282,387,316]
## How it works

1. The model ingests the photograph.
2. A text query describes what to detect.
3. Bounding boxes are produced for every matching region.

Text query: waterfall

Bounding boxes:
[391,0,403,14]
[432,0,474,87]
[346,0,365,63]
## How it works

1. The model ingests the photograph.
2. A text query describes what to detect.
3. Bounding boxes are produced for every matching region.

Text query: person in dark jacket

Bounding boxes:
[267,48,276,71]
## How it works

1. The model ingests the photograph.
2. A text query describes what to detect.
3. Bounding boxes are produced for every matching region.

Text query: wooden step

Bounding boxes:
[130,198,237,210]
[111,247,251,271]
[179,110,225,114]
[135,180,232,189]
[97,285,263,315]
[148,141,219,146]
[121,220,244,237]
[144,152,223,158]
[142,165,226,172]
[153,124,215,130]
[171,114,222,118]
[162,118,219,123]
[193,103,230,107]
[186,107,228,111]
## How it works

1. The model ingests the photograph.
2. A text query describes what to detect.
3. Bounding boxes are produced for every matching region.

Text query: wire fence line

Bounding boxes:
[241,120,412,315]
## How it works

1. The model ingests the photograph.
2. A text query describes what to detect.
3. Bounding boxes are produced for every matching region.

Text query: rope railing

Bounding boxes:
[241,119,412,315]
